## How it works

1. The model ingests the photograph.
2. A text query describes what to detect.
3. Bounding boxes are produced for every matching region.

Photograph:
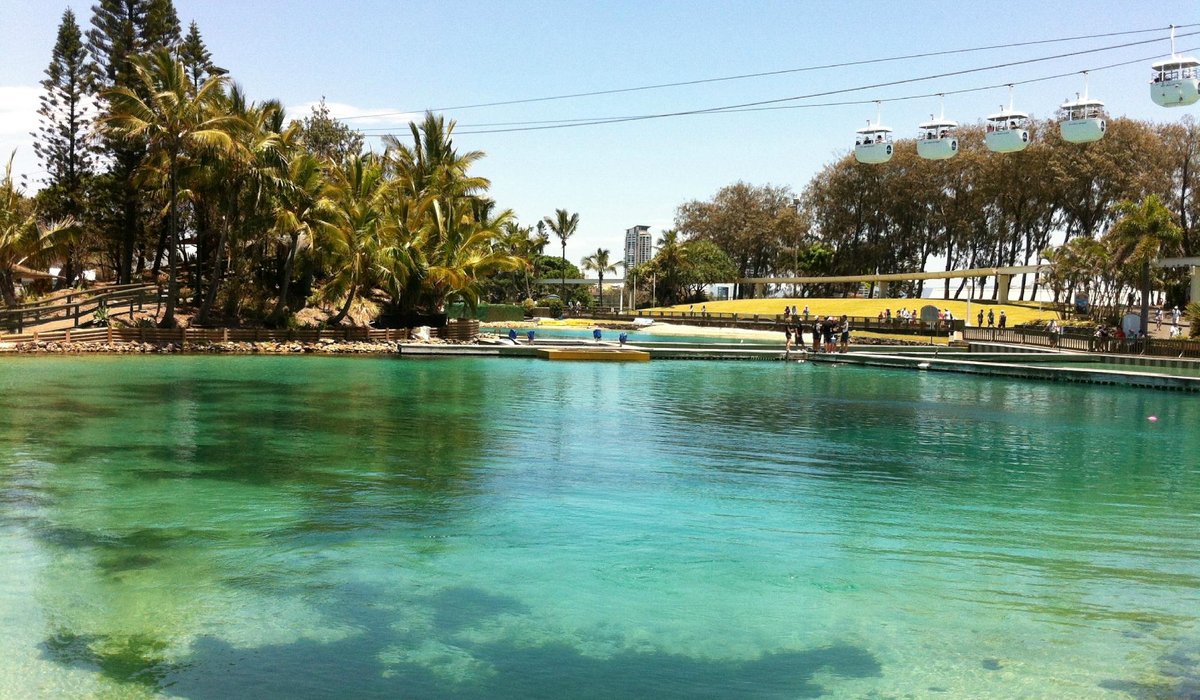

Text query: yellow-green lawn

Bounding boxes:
[651,298,1058,326]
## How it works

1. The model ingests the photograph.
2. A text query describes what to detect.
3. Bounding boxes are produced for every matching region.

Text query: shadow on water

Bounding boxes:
[1098,637,1200,699]
[40,631,174,688]
[38,582,880,699]
[167,637,878,700]
[432,586,530,634]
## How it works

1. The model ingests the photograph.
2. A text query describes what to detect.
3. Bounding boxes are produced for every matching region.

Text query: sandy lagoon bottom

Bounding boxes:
[0,355,1197,698]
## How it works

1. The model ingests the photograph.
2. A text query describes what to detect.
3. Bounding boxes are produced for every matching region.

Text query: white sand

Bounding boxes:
[631,322,783,341]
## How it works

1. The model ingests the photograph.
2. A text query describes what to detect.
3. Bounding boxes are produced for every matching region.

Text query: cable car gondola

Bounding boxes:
[854,102,893,164]
[985,85,1030,154]
[917,95,958,160]
[1151,26,1200,107]
[1058,72,1107,143]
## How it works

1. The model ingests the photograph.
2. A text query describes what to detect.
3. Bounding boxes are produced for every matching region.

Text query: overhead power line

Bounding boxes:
[354,31,1198,136]
[433,48,1194,133]
[339,23,1198,122]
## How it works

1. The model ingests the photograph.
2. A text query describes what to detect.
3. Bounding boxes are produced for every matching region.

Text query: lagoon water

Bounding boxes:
[0,355,1197,698]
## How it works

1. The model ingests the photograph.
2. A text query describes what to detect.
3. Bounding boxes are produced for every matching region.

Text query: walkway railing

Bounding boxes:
[1,284,161,334]
[587,309,963,336]
[963,326,1200,358]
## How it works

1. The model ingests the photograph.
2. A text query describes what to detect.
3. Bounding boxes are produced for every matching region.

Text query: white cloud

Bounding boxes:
[0,86,42,183]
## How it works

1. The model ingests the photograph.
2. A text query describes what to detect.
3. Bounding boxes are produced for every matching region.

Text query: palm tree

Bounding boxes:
[580,248,617,310]
[653,229,688,305]
[194,89,284,325]
[316,154,396,325]
[269,150,327,324]
[1,153,76,305]
[102,48,237,327]
[1107,194,1183,334]
[382,113,489,201]
[415,198,521,316]
[542,209,579,303]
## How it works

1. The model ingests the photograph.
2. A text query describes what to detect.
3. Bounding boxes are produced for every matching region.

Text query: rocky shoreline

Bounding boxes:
[0,337,477,355]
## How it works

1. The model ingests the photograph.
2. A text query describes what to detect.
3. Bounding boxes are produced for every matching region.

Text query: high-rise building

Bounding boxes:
[624,225,653,272]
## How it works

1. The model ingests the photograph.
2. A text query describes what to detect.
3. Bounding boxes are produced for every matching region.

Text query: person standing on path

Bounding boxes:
[987,309,995,327]
[977,309,984,327]
[1155,308,1163,331]
[998,311,1007,329]
[1172,306,1182,326]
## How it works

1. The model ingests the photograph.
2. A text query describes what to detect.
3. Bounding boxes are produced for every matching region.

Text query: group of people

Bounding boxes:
[1153,306,1184,337]
[784,315,850,357]
[876,307,944,325]
[1091,325,1150,352]
[781,305,811,320]
[976,308,1008,328]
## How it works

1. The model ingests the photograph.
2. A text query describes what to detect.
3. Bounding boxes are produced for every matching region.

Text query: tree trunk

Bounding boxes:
[1139,259,1150,336]
[330,288,355,326]
[196,220,229,326]
[120,183,137,284]
[269,232,300,324]
[0,270,17,307]
[150,213,168,277]
[160,158,179,328]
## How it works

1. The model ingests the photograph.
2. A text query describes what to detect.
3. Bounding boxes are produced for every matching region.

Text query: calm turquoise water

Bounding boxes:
[1,356,1197,698]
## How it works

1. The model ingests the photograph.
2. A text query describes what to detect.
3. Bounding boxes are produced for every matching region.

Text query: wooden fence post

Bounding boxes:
[107,326,113,344]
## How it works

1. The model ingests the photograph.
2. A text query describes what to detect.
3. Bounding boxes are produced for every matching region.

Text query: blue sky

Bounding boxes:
[2,1,1198,264]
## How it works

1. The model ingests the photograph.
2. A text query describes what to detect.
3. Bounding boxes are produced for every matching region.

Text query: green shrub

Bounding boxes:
[1188,302,1200,338]
[545,298,564,318]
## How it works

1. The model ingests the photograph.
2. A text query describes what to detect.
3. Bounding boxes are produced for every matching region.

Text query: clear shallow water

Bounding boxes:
[0,356,1197,699]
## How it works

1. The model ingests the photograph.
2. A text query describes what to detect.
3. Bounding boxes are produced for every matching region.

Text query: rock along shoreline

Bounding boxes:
[0,337,477,355]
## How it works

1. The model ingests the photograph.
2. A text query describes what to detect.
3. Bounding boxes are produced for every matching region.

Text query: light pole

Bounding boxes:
[966,276,974,328]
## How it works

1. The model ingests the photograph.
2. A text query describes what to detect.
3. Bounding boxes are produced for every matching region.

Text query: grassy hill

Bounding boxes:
[651,298,1059,326]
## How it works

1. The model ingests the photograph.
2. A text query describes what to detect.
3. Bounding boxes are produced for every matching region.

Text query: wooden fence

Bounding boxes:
[3,326,395,346]
[0,318,481,347]
[963,326,1200,358]
[1,283,160,333]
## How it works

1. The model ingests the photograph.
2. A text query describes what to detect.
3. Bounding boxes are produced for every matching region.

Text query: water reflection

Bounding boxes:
[0,356,1197,697]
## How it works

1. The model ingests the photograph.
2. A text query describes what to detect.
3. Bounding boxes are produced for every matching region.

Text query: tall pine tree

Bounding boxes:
[143,0,181,53]
[178,21,224,92]
[34,9,94,285]
[87,0,182,283]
